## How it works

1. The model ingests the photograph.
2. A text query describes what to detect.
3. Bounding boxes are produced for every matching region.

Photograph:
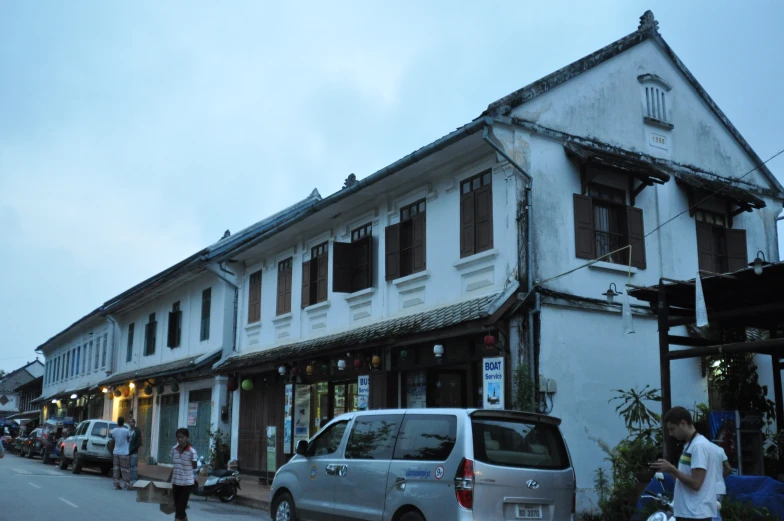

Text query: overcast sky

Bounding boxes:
[1,2,783,373]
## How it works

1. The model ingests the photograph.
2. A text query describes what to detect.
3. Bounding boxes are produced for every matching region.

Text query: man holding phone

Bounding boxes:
[650,406,720,521]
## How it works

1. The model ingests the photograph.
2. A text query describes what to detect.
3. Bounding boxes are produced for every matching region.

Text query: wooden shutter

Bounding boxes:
[301,260,312,308]
[475,184,493,253]
[316,254,328,303]
[356,235,372,291]
[167,312,177,347]
[412,212,426,272]
[726,228,748,273]
[626,206,646,269]
[283,265,292,313]
[460,190,475,257]
[248,271,261,323]
[332,242,353,293]
[695,221,715,273]
[385,223,401,281]
[573,194,595,259]
[276,266,286,315]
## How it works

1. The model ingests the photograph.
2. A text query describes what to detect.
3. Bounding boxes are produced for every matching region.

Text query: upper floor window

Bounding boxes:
[101,334,107,367]
[200,288,211,341]
[386,200,426,280]
[333,223,373,294]
[695,210,747,274]
[573,183,646,268]
[144,313,157,356]
[247,271,262,324]
[167,301,182,348]
[302,242,329,308]
[460,171,493,257]
[638,74,673,129]
[276,258,293,316]
[126,323,135,363]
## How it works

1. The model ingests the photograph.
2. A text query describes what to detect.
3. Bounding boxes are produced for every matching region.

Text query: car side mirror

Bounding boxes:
[296,440,308,456]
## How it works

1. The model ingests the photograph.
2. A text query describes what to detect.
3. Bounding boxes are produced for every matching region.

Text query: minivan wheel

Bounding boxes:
[72,453,83,474]
[399,511,426,521]
[273,492,297,521]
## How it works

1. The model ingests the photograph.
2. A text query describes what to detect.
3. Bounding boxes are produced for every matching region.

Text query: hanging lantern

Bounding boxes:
[123,389,130,397]
[101,387,109,394]
[433,344,444,358]
[226,377,238,392]
[129,382,136,390]
[157,384,165,395]
[602,283,621,305]
[484,334,496,349]
[278,365,287,376]
[354,359,363,369]
[371,355,381,369]
[107,393,114,400]
[171,383,179,393]
[305,364,313,376]
[337,359,346,371]
[400,349,408,361]
[749,251,770,276]
[291,366,300,378]
[114,389,122,398]
[144,386,153,396]
[321,363,330,374]
[241,379,254,391]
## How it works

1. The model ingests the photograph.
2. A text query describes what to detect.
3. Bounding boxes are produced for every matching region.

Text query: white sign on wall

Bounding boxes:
[357,375,370,410]
[482,357,505,410]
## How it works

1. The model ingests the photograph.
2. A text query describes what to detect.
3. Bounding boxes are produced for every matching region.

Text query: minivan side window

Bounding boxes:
[307,420,349,457]
[345,415,403,460]
[393,414,457,461]
[91,422,109,438]
[471,418,569,470]
[75,422,88,436]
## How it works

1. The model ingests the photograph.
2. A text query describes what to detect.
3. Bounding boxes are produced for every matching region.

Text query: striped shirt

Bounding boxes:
[170,444,197,486]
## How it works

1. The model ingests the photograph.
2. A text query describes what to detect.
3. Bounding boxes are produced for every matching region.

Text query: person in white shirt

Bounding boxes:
[110,417,131,490]
[170,428,198,521]
[710,443,733,521]
[651,406,719,521]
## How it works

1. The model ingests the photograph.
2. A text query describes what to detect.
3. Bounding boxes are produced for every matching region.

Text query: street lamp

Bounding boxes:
[748,251,770,276]
[602,283,621,305]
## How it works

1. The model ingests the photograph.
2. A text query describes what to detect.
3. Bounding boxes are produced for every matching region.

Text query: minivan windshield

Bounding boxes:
[471,417,569,470]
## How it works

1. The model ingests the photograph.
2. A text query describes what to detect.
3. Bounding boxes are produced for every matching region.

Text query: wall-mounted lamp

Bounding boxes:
[602,283,621,305]
[70,394,78,400]
[433,344,444,358]
[128,382,136,390]
[101,387,109,394]
[749,251,770,276]
[51,399,57,404]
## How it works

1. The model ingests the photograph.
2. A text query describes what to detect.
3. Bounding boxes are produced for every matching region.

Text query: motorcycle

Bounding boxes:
[193,456,241,503]
[642,472,721,521]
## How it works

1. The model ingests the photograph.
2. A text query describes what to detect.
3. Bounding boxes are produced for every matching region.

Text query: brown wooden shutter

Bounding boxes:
[726,228,748,272]
[284,266,292,313]
[332,242,353,293]
[412,212,426,272]
[475,184,493,254]
[316,254,328,302]
[460,190,475,257]
[625,206,646,269]
[695,221,715,273]
[276,267,286,315]
[248,271,261,323]
[385,223,401,281]
[301,260,311,308]
[361,235,372,290]
[167,312,177,347]
[573,194,595,259]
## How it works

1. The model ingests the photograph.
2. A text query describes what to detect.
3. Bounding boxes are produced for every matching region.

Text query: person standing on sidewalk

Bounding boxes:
[128,418,142,484]
[110,417,131,490]
[171,428,198,521]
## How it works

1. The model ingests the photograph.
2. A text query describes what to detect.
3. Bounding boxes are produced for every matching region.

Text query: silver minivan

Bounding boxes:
[270,408,575,521]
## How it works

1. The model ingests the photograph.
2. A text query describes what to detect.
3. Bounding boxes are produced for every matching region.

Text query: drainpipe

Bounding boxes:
[205,262,240,353]
[482,125,538,380]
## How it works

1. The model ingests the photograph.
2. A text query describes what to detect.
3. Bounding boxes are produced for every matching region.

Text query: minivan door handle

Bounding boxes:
[325,464,339,475]
[337,464,348,477]
[395,477,406,490]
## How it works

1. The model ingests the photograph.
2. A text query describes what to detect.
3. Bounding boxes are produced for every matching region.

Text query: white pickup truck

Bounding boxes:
[58,419,118,475]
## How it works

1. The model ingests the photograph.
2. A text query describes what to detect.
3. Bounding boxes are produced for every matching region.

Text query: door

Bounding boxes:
[117,399,130,421]
[188,389,212,463]
[238,387,264,472]
[333,414,402,520]
[137,398,153,462]
[157,394,180,464]
[295,419,350,521]
[432,372,464,408]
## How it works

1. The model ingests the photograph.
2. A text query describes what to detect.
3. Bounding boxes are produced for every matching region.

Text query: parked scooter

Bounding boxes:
[193,456,241,503]
[642,472,721,521]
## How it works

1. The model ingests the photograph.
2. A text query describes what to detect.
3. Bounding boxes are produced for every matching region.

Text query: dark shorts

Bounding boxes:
[172,484,193,518]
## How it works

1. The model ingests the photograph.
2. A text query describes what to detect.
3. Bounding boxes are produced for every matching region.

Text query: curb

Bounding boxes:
[137,474,270,512]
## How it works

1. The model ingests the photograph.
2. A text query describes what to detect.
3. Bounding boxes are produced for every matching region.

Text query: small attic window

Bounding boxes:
[638,74,673,130]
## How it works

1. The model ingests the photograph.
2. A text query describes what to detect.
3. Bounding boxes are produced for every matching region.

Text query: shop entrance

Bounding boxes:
[402,367,469,408]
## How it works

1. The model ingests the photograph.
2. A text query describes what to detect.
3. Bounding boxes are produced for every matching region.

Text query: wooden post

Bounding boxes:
[773,355,784,472]
[657,282,674,460]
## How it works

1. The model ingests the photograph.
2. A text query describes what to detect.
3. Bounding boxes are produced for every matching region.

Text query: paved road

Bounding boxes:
[1,452,271,521]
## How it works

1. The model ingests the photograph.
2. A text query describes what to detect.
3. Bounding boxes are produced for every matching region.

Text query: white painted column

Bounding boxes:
[211,376,229,432]
[230,385,241,462]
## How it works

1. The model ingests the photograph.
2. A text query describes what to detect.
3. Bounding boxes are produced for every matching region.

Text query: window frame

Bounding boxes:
[167,302,182,348]
[345,414,403,460]
[144,313,157,357]
[385,200,426,281]
[126,323,135,363]
[307,419,349,458]
[460,170,494,258]
[276,258,293,316]
[200,288,211,341]
[247,270,262,324]
[302,242,329,308]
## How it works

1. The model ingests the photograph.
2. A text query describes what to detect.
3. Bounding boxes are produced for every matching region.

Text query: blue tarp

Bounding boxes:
[636,474,784,519]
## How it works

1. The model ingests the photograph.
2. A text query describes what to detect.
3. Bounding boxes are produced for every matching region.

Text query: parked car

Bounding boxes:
[270,408,576,521]
[59,419,118,475]
[40,418,76,465]
[20,428,47,458]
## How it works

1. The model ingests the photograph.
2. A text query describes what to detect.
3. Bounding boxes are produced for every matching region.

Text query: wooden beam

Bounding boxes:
[667,335,716,347]
[668,301,784,327]
[666,337,784,361]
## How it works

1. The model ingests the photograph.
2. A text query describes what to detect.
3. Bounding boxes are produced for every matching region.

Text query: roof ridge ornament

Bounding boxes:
[638,10,659,34]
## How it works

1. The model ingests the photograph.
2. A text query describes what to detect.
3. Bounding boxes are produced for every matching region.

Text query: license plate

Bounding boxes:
[516,504,542,519]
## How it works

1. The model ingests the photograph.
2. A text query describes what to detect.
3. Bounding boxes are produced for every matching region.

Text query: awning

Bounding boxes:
[31,385,102,405]
[99,348,222,387]
[6,410,41,420]
[564,141,670,205]
[673,171,766,215]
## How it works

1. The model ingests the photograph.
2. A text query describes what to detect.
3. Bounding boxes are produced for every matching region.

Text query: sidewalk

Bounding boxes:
[137,462,271,512]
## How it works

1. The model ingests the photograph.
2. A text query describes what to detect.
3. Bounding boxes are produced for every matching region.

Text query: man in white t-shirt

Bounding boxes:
[110,417,131,490]
[651,406,719,521]
[710,443,733,521]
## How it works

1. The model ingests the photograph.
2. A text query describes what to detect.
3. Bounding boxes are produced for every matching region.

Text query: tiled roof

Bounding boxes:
[99,349,221,387]
[214,293,501,373]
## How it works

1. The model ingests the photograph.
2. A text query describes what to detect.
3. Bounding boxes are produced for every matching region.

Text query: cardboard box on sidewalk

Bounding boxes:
[133,480,173,504]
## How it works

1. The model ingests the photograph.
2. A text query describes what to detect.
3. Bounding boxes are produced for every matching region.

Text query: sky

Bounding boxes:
[1,1,783,374]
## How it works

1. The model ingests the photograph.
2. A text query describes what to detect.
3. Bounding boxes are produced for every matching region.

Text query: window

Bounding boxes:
[345,415,402,460]
[573,184,646,268]
[307,420,349,457]
[385,200,426,280]
[471,416,570,470]
[276,258,293,315]
[167,302,182,348]
[144,313,157,356]
[695,210,748,274]
[90,422,110,438]
[66,351,71,378]
[333,223,373,293]
[76,346,81,376]
[301,242,328,308]
[393,414,457,461]
[75,422,88,436]
[126,323,134,362]
[82,345,87,374]
[247,271,262,323]
[460,171,493,257]
[101,334,107,367]
[638,74,672,126]
[200,288,211,341]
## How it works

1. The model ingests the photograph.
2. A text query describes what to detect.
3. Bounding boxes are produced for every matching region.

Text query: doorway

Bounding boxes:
[431,371,465,408]
[157,394,180,464]
[188,389,213,463]
[137,398,153,462]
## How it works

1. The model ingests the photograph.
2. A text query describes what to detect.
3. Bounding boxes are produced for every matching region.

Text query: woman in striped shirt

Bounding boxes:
[170,428,198,521]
